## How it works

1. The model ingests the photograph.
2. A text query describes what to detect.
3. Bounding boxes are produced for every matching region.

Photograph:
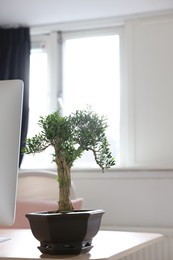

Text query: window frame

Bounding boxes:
[23,26,124,170]
[27,13,173,171]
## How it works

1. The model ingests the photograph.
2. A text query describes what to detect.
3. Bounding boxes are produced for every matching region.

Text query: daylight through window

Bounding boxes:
[21,30,120,169]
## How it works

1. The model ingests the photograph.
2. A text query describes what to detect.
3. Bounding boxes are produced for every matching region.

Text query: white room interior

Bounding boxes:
[1,1,173,259]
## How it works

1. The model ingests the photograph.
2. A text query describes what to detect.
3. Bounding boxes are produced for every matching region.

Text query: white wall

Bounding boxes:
[72,169,173,230]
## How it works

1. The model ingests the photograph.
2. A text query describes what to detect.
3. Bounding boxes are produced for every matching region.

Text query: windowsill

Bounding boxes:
[20,166,173,179]
[72,166,173,172]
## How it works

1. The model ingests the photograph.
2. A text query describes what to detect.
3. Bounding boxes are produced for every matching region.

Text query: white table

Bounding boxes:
[0,229,163,260]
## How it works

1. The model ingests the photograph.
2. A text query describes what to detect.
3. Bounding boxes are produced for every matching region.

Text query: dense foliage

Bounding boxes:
[23,108,115,171]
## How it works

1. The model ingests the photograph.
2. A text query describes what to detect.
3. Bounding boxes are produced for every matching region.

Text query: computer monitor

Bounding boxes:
[0,80,23,228]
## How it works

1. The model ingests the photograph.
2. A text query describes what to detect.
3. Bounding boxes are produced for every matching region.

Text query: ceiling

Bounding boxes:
[0,0,173,27]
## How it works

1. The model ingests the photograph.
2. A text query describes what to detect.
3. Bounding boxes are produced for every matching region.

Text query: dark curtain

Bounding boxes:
[0,27,30,167]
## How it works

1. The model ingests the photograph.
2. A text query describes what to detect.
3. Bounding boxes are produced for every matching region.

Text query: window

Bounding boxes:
[62,33,120,167]
[21,28,121,169]
[21,37,54,169]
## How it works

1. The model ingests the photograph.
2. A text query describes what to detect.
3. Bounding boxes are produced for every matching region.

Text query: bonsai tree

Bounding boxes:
[22,107,115,212]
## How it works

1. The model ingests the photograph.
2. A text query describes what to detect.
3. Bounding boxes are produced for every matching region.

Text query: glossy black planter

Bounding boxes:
[25,209,105,255]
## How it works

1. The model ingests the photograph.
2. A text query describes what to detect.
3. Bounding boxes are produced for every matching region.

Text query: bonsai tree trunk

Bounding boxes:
[56,157,74,212]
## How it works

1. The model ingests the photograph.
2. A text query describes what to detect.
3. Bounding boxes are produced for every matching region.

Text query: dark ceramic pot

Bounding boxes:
[25,209,105,255]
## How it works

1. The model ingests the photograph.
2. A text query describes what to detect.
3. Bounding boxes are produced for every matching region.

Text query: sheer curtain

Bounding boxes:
[0,27,31,166]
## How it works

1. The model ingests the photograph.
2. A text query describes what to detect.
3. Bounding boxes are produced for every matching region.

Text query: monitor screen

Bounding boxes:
[0,80,23,227]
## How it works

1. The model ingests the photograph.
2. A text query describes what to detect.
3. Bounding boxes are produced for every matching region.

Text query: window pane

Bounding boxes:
[63,34,120,167]
[21,49,54,169]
